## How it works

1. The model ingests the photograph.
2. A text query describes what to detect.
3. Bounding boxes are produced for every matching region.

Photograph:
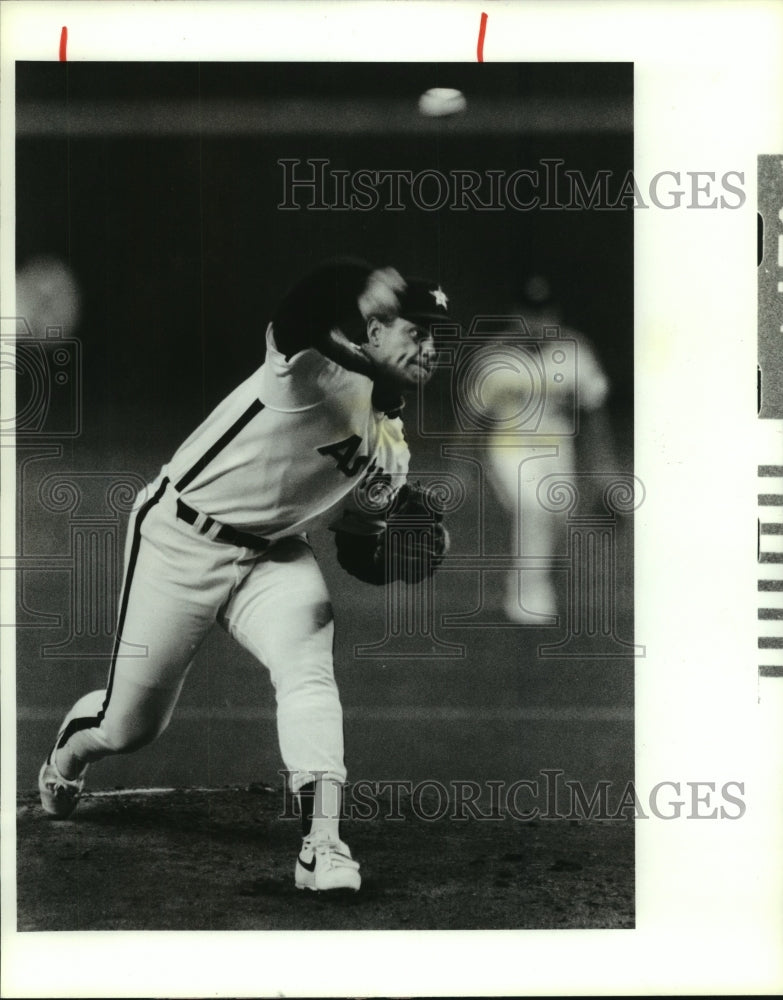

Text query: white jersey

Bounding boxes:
[153,326,410,540]
[478,323,609,443]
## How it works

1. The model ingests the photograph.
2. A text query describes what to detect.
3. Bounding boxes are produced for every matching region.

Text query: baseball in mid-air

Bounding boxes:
[418,87,467,118]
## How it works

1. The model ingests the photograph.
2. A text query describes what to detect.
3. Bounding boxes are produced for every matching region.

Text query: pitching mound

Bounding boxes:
[17,784,633,931]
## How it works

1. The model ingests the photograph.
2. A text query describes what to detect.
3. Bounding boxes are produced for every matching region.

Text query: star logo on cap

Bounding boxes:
[430,286,448,310]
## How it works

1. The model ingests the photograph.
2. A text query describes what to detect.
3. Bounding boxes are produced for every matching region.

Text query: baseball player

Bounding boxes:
[38,259,450,893]
[482,276,611,623]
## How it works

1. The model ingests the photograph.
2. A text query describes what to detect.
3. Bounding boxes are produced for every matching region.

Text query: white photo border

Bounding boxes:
[2,1,782,997]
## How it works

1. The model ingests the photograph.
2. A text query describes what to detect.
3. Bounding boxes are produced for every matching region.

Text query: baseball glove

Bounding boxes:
[330,482,450,585]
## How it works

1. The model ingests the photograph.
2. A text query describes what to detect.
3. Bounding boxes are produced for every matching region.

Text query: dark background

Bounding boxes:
[15,62,634,799]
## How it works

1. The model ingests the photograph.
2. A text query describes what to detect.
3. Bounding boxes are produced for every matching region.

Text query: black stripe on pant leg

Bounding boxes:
[55,477,171,750]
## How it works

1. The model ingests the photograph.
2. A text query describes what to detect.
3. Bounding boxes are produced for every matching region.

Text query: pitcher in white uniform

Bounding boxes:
[38,259,451,893]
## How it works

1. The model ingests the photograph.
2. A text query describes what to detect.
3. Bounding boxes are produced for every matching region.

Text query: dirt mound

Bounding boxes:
[17,784,633,931]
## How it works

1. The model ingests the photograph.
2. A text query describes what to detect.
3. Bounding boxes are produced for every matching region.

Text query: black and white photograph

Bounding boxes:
[1,2,781,997]
[12,53,636,928]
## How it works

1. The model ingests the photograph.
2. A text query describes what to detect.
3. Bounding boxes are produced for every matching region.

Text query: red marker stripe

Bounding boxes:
[477,12,488,62]
[59,26,68,61]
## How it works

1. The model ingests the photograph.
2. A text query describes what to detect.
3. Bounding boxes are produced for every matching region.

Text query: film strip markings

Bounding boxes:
[758,464,783,678]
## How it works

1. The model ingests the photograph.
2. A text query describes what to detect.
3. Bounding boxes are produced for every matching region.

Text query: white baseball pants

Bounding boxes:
[53,479,346,793]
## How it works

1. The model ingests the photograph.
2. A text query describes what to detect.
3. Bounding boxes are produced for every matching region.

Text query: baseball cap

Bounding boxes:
[397,277,452,328]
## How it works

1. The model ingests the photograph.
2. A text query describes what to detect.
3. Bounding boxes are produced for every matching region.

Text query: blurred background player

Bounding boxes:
[482,275,613,624]
[16,255,81,339]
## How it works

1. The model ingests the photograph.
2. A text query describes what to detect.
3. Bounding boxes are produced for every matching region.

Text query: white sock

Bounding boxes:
[306,777,342,840]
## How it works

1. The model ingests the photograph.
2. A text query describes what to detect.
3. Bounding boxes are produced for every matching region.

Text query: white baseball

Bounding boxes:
[418,88,467,118]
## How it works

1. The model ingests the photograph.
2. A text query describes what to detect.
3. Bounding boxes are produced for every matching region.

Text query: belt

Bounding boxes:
[176,498,270,552]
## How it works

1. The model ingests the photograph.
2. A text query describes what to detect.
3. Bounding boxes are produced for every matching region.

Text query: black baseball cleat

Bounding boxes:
[294,830,361,892]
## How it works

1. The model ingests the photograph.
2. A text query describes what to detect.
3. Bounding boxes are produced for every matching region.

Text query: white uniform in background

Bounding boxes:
[482,319,610,623]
